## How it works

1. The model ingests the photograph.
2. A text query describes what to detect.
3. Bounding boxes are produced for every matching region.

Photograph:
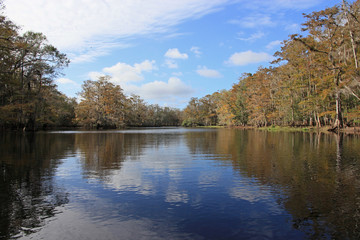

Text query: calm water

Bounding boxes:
[1,128,360,239]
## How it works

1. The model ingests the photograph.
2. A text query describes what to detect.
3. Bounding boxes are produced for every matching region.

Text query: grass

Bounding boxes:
[258,126,325,132]
[197,125,225,129]
[192,125,359,134]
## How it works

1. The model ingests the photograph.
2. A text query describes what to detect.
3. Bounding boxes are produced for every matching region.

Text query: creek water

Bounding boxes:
[1,128,359,239]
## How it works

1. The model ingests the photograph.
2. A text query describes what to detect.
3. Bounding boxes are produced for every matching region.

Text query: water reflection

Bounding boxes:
[213,130,360,239]
[1,129,360,239]
[0,132,72,239]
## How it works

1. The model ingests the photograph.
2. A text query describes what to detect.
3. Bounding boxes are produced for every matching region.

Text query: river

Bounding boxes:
[1,128,359,239]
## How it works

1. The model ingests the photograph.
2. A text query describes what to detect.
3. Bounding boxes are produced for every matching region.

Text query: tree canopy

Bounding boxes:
[0,5,74,130]
[1,0,359,131]
[182,0,360,129]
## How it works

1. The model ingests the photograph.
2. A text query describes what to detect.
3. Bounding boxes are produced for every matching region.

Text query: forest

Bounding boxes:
[0,1,359,130]
[0,1,181,130]
[182,0,360,129]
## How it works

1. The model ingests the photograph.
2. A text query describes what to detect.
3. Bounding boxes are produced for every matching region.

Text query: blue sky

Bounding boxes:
[4,0,338,108]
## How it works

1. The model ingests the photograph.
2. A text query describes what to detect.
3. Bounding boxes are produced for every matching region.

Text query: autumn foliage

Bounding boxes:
[1,1,359,130]
[76,76,182,128]
[0,4,74,130]
[183,0,360,128]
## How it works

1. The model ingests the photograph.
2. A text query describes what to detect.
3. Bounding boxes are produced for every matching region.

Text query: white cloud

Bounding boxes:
[88,71,104,81]
[55,78,80,86]
[125,77,194,100]
[165,59,178,69]
[86,61,193,103]
[266,40,282,50]
[196,66,222,78]
[69,42,132,63]
[229,14,274,28]
[226,50,274,66]
[4,0,232,62]
[164,48,188,59]
[237,31,265,41]
[190,46,202,57]
[102,60,156,84]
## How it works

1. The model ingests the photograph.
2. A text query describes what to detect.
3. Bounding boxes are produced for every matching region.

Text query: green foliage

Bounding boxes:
[181,118,198,127]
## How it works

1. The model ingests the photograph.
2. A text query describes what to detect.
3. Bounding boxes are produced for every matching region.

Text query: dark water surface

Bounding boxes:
[1,128,360,239]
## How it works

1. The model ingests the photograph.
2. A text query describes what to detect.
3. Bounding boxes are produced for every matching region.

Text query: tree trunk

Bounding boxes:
[343,0,359,69]
[316,112,321,128]
[334,91,343,128]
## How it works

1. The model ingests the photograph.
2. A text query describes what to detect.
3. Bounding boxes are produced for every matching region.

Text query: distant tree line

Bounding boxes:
[2,1,359,131]
[76,76,182,129]
[182,0,360,129]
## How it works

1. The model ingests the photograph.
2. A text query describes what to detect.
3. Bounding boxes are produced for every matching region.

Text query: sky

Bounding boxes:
[4,0,339,109]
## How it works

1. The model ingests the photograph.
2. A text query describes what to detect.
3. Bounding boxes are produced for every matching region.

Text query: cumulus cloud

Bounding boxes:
[125,77,193,100]
[55,78,80,86]
[88,60,193,101]
[164,48,188,59]
[226,50,274,66]
[266,40,282,50]
[196,66,222,78]
[102,60,156,84]
[88,71,105,81]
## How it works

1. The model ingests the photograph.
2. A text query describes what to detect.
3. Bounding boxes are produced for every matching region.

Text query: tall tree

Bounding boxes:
[76,76,127,129]
[0,5,70,130]
[296,3,359,128]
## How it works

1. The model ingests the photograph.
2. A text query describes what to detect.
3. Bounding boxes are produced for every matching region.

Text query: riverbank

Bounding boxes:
[256,126,360,134]
[198,125,360,134]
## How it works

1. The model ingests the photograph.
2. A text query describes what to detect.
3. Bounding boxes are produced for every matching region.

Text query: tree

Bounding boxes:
[296,2,360,129]
[125,94,148,126]
[182,1,360,129]
[182,97,202,127]
[0,6,70,130]
[76,76,127,129]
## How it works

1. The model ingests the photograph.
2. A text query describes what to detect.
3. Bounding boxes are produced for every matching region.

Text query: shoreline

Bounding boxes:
[1,125,360,134]
[235,125,360,134]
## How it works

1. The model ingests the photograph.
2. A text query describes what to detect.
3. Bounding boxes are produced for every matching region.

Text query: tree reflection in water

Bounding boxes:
[189,130,360,239]
[1,129,360,239]
[0,133,72,239]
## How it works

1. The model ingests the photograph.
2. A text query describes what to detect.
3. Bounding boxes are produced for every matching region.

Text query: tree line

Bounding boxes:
[0,2,181,130]
[76,76,182,128]
[1,1,359,130]
[182,0,360,129]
